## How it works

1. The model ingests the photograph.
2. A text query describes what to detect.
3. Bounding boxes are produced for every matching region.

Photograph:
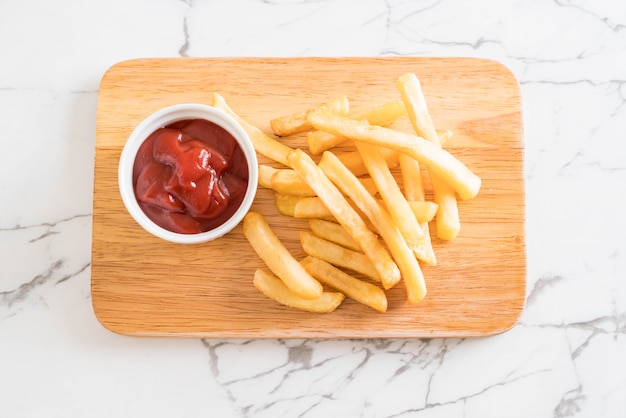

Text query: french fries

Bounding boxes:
[301,256,387,313]
[274,194,300,216]
[397,73,460,240]
[355,141,427,254]
[293,197,333,219]
[334,147,399,177]
[407,201,439,223]
[243,212,323,300]
[398,153,437,263]
[270,96,349,137]
[258,164,277,189]
[270,168,316,196]
[307,108,481,200]
[259,165,317,196]
[307,101,406,155]
[232,73,481,313]
[213,93,293,166]
[253,269,344,313]
[287,149,402,285]
[261,164,377,198]
[318,151,427,298]
[308,219,360,251]
[300,230,380,281]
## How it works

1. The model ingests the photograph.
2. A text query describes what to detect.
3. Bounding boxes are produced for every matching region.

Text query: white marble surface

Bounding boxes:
[1,0,625,417]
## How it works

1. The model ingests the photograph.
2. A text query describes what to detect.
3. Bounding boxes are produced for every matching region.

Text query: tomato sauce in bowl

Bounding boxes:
[118,103,258,244]
[133,119,249,234]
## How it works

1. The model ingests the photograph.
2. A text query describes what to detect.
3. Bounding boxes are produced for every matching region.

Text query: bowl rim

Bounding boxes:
[118,103,258,244]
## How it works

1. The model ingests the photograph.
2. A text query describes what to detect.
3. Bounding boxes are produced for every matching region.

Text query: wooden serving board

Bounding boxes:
[91,57,525,338]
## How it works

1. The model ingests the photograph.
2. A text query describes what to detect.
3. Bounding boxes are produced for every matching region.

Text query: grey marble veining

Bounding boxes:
[1,0,625,417]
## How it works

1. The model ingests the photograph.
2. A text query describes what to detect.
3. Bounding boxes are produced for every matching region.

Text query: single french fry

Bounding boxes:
[259,164,278,189]
[274,194,301,216]
[335,147,400,177]
[260,165,316,196]
[292,192,378,220]
[407,201,439,223]
[397,73,461,240]
[318,151,428,297]
[307,101,406,154]
[270,169,316,196]
[212,93,293,166]
[398,154,437,264]
[270,96,349,137]
[357,101,406,126]
[301,256,387,313]
[300,231,380,281]
[306,130,337,156]
[432,186,461,241]
[243,212,323,299]
[356,141,427,251]
[307,108,481,200]
[418,221,436,265]
[308,218,361,252]
[263,165,374,199]
[399,154,425,201]
[287,149,401,285]
[294,197,333,219]
[253,269,344,313]
[294,196,377,233]
[397,74,439,144]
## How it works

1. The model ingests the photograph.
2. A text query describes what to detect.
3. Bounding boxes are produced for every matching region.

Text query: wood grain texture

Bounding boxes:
[91,57,525,338]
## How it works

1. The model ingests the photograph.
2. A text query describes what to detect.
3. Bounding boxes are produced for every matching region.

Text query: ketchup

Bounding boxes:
[133,119,249,234]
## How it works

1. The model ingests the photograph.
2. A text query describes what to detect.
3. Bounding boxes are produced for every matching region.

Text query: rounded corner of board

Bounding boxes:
[98,58,158,87]
[487,306,526,337]
[91,303,134,337]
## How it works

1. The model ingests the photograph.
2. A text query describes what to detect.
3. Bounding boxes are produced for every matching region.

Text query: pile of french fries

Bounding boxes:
[211,73,481,313]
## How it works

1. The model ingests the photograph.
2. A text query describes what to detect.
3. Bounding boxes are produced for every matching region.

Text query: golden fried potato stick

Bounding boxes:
[258,164,277,189]
[318,151,428,299]
[294,197,377,232]
[212,93,293,166]
[300,231,380,281]
[253,269,344,313]
[432,184,460,240]
[307,101,406,155]
[356,101,406,127]
[270,96,349,137]
[300,256,387,313]
[334,147,400,177]
[261,164,375,197]
[274,194,301,216]
[293,194,378,220]
[355,141,427,253]
[270,168,316,196]
[398,153,425,202]
[407,201,439,223]
[243,211,323,300]
[372,195,439,222]
[307,108,481,200]
[397,74,439,142]
[293,197,334,219]
[308,218,361,251]
[397,154,437,264]
[397,73,461,240]
[287,149,401,285]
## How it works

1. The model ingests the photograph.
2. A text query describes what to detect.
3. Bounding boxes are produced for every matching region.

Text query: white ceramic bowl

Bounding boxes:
[118,103,258,244]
